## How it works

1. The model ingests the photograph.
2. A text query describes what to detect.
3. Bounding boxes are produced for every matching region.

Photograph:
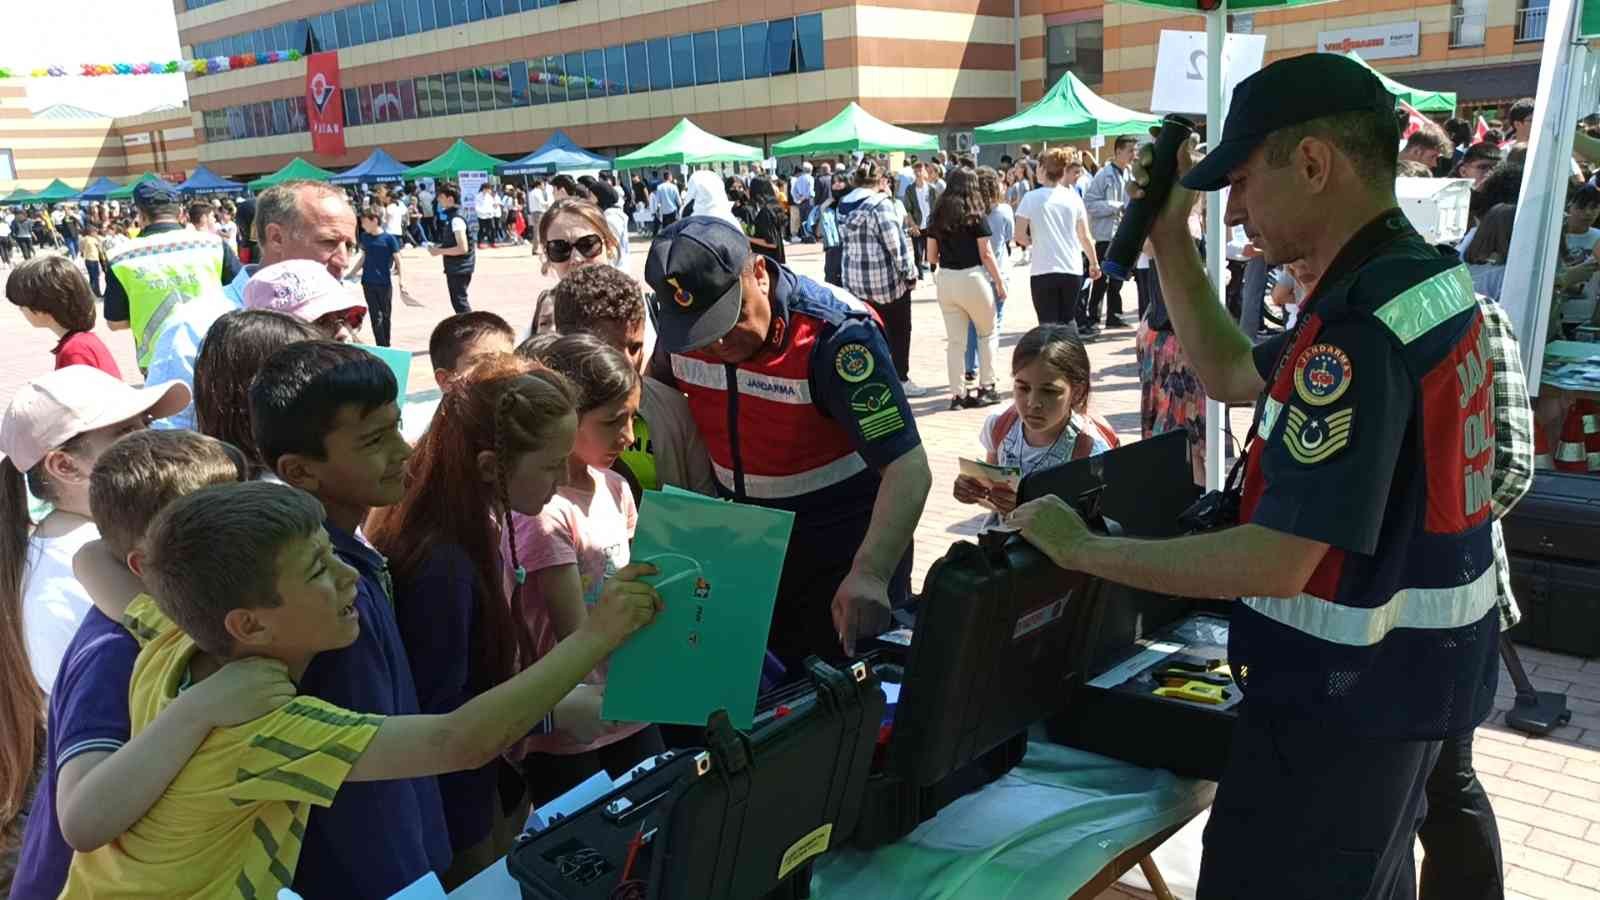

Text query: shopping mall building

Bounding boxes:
[121,0,1559,178]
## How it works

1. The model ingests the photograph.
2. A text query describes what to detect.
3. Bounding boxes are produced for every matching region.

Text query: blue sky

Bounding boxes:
[9,0,189,116]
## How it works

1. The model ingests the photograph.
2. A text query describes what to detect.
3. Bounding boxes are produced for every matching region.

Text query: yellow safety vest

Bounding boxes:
[107,229,226,367]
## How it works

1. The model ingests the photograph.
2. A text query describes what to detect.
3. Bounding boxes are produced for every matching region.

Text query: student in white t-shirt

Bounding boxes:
[1561,185,1600,266]
[511,334,662,803]
[1014,148,1102,331]
[0,366,190,694]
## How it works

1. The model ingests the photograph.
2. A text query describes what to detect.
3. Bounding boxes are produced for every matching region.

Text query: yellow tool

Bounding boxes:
[1153,680,1230,705]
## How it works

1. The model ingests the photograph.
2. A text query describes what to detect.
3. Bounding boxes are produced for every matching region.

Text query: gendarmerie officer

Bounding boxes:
[645,216,932,668]
[1011,54,1500,899]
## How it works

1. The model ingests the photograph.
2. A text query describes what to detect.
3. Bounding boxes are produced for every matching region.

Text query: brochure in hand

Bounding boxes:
[603,490,795,730]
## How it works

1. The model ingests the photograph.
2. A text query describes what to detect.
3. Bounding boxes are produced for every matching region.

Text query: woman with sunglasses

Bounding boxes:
[529,199,621,336]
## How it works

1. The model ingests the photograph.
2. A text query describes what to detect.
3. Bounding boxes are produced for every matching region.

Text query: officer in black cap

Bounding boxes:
[646,216,931,668]
[103,179,241,371]
[1010,54,1502,898]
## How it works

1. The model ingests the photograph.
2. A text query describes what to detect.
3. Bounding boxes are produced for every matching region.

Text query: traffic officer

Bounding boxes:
[645,216,932,667]
[103,180,241,372]
[1011,54,1500,899]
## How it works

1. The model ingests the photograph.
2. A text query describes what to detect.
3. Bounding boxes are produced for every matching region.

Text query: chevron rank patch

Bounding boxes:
[851,382,905,441]
[1284,405,1354,465]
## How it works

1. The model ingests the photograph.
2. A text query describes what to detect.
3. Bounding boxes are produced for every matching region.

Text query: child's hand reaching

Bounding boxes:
[174,657,296,728]
[953,474,988,505]
[582,563,663,650]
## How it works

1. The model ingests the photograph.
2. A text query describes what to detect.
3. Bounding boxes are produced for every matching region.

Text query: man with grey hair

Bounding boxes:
[144,179,357,430]
[791,161,815,242]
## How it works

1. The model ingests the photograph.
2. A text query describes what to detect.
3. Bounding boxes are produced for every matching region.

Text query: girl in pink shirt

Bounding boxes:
[511,333,658,806]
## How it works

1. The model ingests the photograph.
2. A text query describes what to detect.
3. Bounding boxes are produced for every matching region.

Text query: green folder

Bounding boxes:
[356,343,412,406]
[603,490,795,730]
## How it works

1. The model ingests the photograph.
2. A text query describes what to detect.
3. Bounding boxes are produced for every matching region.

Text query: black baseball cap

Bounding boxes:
[645,216,750,353]
[131,179,181,208]
[1182,53,1395,192]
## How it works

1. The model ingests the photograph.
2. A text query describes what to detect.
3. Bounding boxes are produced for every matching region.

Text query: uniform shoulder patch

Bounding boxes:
[835,342,875,384]
[1293,343,1353,407]
[850,382,905,441]
[1283,405,1354,465]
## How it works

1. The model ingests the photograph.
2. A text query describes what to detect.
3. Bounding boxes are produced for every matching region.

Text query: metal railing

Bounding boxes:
[1516,4,1549,42]
[1449,12,1487,48]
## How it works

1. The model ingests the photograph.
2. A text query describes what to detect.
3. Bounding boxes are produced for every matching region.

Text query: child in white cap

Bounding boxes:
[0,365,189,693]
[243,259,369,343]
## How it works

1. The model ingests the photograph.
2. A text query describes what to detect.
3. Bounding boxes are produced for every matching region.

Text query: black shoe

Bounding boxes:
[1105,316,1131,328]
[974,386,1003,407]
[949,395,967,411]
[1079,325,1102,339]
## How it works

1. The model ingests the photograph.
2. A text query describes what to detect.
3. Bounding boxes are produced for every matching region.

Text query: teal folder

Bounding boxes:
[356,343,412,406]
[602,490,794,730]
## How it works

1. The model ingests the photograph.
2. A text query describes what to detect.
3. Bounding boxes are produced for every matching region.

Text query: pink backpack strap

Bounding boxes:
[989,407,1020,457]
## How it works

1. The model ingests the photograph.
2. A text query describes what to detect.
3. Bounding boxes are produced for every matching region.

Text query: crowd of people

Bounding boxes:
[0,52,1594,899]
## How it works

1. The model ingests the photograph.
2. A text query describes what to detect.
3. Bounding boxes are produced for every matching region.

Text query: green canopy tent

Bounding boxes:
[248,157,337,192]
[614,119,764,170]
[30,179,83,203]
[1345,51,1457,114]
[402,139,505,180]
[107,173,163,201]
[3,188,35,204]
[975,72,1160,145]
[771,103,939,157]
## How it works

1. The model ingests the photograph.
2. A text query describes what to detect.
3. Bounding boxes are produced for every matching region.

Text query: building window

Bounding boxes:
[1046,20,1103,89]
[586,49,607,96]
[767,18,797,77]
[718,27,744,82]
[605,45,627,96]
[797,14,824,73]
[693,31,719,85]
[669,35,695,88]
[1517,0,1549,42]
[566,52,588,101]
[626,42,649,95]
[1450,0,1488,46]
[0,149,12,182]
[743,22,768,79]
[647,38,671,91]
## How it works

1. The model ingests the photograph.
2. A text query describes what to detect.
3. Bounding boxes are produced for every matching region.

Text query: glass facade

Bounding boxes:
[201,14,823,144]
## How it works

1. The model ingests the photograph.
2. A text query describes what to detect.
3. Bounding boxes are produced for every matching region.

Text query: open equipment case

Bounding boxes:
[507,658,884,900]
[851,430,1237,850]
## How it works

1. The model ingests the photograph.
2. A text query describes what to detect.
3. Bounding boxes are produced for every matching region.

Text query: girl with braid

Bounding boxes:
[508,334,662,807]
[368,352,630,888]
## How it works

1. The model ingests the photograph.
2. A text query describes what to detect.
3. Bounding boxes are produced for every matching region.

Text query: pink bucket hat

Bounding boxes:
[242,259,366,324]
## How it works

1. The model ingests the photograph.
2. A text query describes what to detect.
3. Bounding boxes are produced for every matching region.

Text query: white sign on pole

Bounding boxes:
[1150,30,1266,117]
[458,169,487,228]
[1089,134,1106,149]
[1316,21,1421,61]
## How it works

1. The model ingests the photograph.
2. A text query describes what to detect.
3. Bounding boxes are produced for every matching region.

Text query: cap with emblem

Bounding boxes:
[645,216,752,354]
[1182,53,1396,192]
[131,179,182,209]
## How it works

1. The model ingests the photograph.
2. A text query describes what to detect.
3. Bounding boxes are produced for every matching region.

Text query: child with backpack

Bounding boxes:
[952,325,1119,526]
[837,161,927,397]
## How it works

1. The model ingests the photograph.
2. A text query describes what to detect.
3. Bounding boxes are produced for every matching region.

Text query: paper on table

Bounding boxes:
[526,770,615,833]
[602,490,794,730]
[381,872,447,899]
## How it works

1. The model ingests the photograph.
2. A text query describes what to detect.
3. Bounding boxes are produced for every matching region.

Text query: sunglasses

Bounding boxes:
[543,234,606,263]
[315,307,367,332]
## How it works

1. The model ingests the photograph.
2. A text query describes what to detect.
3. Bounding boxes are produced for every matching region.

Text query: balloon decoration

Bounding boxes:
[0,50,303,80]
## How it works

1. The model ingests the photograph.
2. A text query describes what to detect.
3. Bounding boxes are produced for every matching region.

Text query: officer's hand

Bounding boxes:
[1010,495,1093,571]
[1129,134,1203,246]
[832,568,893,657]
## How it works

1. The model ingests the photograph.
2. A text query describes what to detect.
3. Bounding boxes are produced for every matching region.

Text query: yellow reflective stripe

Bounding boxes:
[1371,264,1477,345]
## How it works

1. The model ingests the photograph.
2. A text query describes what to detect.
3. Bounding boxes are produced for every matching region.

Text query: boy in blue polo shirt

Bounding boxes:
[246,340,443,897]
[354,206,404,347]
[10,430,279,900]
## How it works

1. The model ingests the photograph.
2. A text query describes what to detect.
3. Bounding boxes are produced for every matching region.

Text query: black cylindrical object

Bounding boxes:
[1102,114,1196,281]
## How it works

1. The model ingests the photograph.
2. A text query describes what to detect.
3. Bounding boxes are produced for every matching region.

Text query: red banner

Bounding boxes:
[305,52,345,157]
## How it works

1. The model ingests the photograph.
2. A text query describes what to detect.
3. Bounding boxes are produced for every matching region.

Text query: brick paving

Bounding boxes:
[5,237,1600,899]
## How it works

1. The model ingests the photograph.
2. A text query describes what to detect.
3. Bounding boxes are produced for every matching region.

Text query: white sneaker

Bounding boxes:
[900,380,931,398]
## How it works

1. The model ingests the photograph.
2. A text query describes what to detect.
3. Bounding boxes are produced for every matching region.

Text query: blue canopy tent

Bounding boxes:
[177,165,247,197]
[499,130,612,176]
[78,176,124,202]
[330,148,410,185]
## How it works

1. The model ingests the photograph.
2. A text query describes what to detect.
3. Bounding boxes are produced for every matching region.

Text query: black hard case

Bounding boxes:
[508,658,884,900]
[1501,471,1600,658]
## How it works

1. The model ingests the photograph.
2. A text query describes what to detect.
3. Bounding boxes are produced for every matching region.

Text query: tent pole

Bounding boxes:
[1203,0,1228,492]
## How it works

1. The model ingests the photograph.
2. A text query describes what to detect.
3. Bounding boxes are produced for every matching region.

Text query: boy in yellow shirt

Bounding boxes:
[64,481,660,898]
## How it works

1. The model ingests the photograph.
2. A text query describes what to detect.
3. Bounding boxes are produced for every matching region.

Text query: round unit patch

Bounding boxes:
[1292,343,1353,407]
[835,343,875,383]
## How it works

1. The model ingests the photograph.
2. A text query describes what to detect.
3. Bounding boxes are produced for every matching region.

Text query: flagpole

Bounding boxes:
[1204,0,1229,491]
